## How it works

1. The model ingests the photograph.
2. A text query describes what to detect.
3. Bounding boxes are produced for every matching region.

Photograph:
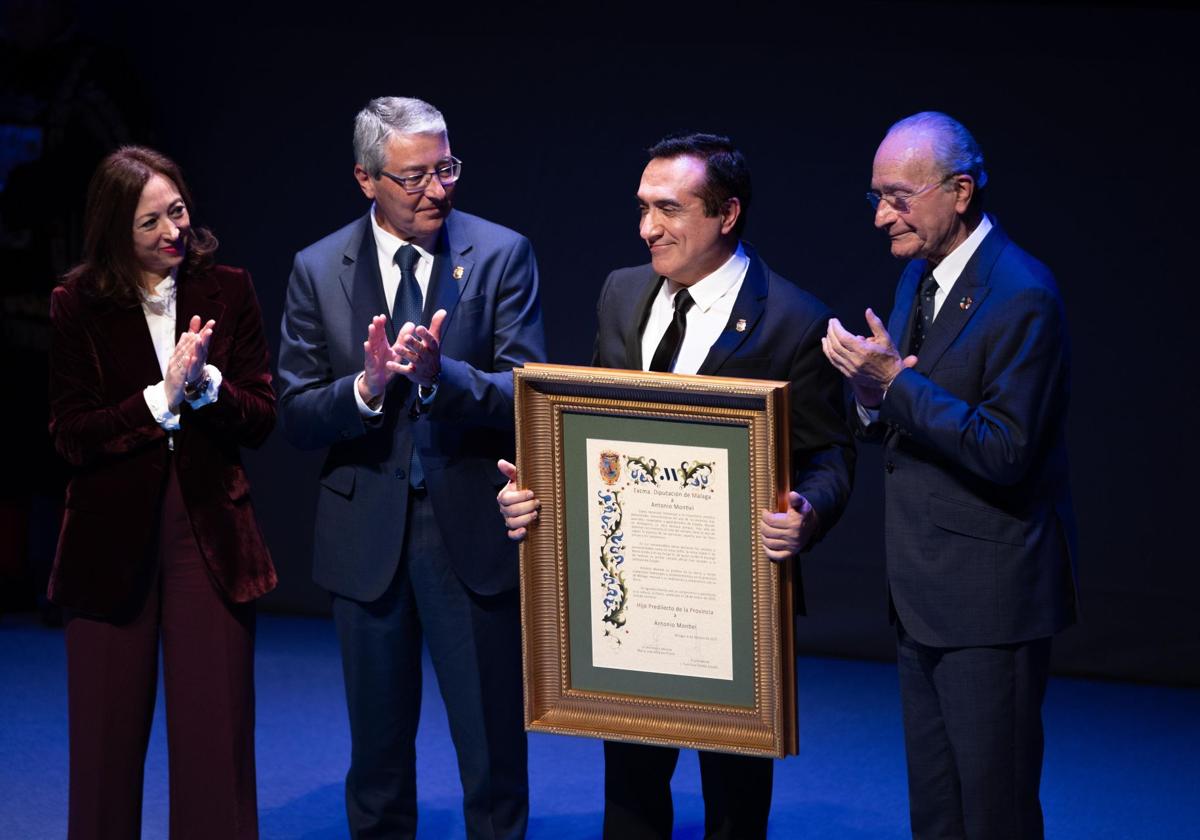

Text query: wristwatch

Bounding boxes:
[184,371,211,401]
[418,373,439,402]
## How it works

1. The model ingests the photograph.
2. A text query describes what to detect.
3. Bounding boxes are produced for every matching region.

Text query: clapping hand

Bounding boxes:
[822,308,916,408]
[165,316,216,407]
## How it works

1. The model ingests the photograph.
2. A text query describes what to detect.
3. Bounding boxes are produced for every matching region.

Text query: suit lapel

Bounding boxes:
[912,224,1008,373]
[425,211,472,336]
[893,262,924,357]
[696,247,767,376]
[93,300,162,386]
[340,215,392,341]
[625,271,664,370]
[175,266,225,340]
[914,283,991,372]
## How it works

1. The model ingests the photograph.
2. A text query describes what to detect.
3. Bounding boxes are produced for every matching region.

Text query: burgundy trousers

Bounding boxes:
[65,466,258,840]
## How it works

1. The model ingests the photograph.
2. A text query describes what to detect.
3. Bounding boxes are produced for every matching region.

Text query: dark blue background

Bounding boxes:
[9,2,1196,684]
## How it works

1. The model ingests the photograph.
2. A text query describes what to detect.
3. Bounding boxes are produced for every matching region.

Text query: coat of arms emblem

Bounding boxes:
[598,450,621,485]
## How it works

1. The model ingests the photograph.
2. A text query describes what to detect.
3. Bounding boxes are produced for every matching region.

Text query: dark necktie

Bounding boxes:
[649,288,695,373]
[392,244,423,330]
[909,271,938,355]
[392,243,425,489]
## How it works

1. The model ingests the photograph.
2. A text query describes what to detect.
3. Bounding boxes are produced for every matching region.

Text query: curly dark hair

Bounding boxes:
[64,146,218,306]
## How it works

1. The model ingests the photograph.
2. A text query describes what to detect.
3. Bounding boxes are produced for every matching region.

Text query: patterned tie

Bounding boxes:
[392,243,425,489]
[392,244,423,330]
[649,289,695,373]
[909,270,938,356]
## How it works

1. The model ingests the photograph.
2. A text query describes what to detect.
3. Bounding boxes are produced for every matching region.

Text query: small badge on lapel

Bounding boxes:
[453,265,465,280]
[735,319,747,332]
[959,296,973,311]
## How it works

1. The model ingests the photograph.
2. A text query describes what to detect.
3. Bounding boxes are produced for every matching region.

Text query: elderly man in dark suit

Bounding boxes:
[823,111,1078,840]
[278,96,545,839]
[499,132,855,840]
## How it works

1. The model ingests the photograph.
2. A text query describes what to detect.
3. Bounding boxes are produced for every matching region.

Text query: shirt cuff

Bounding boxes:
[354,372,383,417]
[856,400,881,427]
[418,381,438,405]
[184,364,223,409]
[144,382,181,430]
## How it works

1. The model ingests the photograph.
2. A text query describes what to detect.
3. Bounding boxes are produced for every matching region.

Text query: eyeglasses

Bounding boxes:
[379,157,463,194]
[866,175,950,213]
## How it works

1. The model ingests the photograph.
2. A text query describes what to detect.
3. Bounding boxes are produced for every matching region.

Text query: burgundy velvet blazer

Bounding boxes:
[48,264,277,618]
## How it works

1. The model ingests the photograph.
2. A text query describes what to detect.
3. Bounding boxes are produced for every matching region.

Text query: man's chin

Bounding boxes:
[416,216,447,238]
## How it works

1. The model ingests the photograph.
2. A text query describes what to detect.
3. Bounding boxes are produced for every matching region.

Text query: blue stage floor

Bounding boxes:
[2,613,1197,838]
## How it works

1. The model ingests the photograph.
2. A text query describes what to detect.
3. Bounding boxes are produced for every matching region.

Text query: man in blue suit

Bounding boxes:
[500,133,855,839]
[823,112,1078,840]
[278,96,545,839]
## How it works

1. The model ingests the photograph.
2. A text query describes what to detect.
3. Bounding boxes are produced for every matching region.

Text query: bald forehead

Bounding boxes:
[877,127,939,167]
[873,128,939,188]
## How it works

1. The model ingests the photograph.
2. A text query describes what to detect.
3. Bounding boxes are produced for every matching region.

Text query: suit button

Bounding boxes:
[885,461,895,473]
[394,469,406,480]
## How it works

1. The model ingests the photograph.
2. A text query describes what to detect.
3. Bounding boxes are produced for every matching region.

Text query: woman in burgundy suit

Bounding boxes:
[48,146,277,839]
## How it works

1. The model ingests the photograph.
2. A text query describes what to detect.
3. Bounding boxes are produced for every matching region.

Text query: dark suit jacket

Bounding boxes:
[48,265,277,618]
[591,244,855,573]
[872,222,1078,647]
[277,209,546,600]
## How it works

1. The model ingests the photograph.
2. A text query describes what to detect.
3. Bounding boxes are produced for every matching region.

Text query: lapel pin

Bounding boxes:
[453,265,465,280]
[959,296,973,311]
[735,319,747,332]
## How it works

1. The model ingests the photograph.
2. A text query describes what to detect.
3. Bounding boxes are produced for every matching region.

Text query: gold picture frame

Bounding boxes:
[514,362,797,758]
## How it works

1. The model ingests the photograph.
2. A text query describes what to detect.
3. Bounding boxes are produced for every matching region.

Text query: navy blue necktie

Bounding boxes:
[649,289,694,373]
[910,271,938,355]
[392,244,425,489]
[392,244,423,330]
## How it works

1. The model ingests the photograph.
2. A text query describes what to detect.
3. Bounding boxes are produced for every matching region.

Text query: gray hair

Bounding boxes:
[888,111,989,193]
[353,96,447,178]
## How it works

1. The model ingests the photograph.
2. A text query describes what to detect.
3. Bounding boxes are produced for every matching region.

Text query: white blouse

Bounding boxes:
[140,272,222,430]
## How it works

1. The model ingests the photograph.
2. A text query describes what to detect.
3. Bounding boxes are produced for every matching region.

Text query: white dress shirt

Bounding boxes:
[354,204,437,416]
[640,243,750,374]
[858,215,994,425]
[140,271,221,430]
[924,214,992,320]
[369,202,434,314]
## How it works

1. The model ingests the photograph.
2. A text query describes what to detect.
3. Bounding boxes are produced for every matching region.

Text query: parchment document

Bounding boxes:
[586,437,733,681]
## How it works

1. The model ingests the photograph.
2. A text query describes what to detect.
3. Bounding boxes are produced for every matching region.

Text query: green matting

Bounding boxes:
[563,411,755,707]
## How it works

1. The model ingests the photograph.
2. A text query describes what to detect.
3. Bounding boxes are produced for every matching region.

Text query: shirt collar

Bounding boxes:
[668,242,748,312]
[369,202,434,265]
[140,269,177,312]
[930,214,993,293]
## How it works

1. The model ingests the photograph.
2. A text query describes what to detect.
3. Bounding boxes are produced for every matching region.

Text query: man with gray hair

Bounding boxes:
[822,111,1077,839]
[278,96,545,838]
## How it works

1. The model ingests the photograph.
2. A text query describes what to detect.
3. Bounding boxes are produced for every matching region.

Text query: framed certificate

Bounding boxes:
[513,362,797,758]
